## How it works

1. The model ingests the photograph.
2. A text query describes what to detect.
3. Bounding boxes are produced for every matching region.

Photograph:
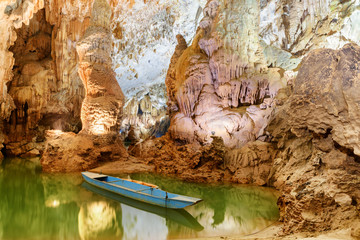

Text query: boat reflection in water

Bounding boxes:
[82,182,204,231]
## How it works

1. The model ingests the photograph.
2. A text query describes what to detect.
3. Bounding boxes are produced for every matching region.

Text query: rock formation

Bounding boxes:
[120,83,169,143]
[130,43,360,237]
[266,43,360,235]
[0,0,95,159]
[76,0,124,136]
[1,0,358,157]
[166,0,287,148]
[112,0,206,142]
[2,8,86,158]
[201,43,360,235]
[41,0,127,172]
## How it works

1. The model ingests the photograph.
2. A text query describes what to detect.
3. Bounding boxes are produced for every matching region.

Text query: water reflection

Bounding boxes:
[82,182,204,232]
[131,174,280,239]
[0,158,79,239]
[122,204,168,240]
[78,201,122,240]
[0,158,279,239]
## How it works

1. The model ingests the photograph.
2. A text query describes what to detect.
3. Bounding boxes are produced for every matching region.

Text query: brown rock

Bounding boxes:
[41,0,127,172]
[334,193,352,207]
[289,44,360,156]
[41,130,127,173]
[322,149,347,169]
[266,44,360,234]
[225,141,276,185]
[351,220,360,239]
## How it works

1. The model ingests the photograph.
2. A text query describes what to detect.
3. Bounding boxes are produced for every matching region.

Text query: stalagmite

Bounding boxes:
[41,0,127,172]
[76,0,124,137]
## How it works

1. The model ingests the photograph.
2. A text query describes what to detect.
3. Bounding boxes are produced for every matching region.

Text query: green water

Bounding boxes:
[0,158,279,240]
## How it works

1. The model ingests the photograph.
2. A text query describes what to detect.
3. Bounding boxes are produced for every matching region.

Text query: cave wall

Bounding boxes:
[0,0,208,157]
[267,44,360,234]
[0,0,96,158]
[112,0,360,144]
[165,0,360,148]
[5,9,55,156]
[0,0,46,159]
[165,0,288,148]
[1,0,356,156]
[111,0,207,142]
[40,0,128,173]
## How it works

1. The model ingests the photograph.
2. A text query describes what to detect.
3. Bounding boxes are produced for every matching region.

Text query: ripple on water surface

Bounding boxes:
[0,158,279,239]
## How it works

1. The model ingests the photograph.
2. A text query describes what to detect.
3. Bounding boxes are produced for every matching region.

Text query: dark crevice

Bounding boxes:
[1,144,7,159]
[334,141,360,163]
[351,197,358,206]
[312,128,332,139]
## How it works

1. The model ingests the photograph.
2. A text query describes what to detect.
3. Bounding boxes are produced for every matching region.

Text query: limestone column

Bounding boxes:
[76,0,124,136]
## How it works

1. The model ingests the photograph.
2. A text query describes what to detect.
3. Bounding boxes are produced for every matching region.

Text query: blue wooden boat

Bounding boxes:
[81,172,202,209]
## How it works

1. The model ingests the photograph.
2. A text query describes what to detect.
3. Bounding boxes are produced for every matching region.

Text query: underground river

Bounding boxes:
[0,158,279,239]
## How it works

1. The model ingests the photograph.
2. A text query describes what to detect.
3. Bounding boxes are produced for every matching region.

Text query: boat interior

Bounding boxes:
[94,175,179,199]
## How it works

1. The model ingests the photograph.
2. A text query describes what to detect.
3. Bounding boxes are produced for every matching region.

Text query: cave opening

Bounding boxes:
[4,9,54,151]
[3,8,82,157]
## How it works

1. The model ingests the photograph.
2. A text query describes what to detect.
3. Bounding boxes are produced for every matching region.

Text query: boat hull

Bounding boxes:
[81,172,201,209]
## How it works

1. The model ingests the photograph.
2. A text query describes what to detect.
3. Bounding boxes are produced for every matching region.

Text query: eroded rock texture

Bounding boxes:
[267,44,360,235]
[0,0,95,158]
[166,0,287,148]
[131,44,360,236]
[113,0,206,142]
[76,0,124,136]
[41,0,128,172]
[121,83,169,142]
[220,44,360,235]
[3,9,86,158]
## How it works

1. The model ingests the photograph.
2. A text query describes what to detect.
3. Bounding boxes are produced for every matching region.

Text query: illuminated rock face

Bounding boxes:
[165,0,360,148]
[77,0,124,136]
[0,0,93,157]
[0,0,358,156]
[112,0,206,141]
[166,0,286,148]
[41,0,128,172]
[264,43,360,234]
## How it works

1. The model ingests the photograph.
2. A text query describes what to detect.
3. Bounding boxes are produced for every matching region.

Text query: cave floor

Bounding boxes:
[91,156,155,175]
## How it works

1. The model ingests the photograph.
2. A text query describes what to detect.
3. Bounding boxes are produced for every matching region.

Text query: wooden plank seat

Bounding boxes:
[108,180,123,183]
